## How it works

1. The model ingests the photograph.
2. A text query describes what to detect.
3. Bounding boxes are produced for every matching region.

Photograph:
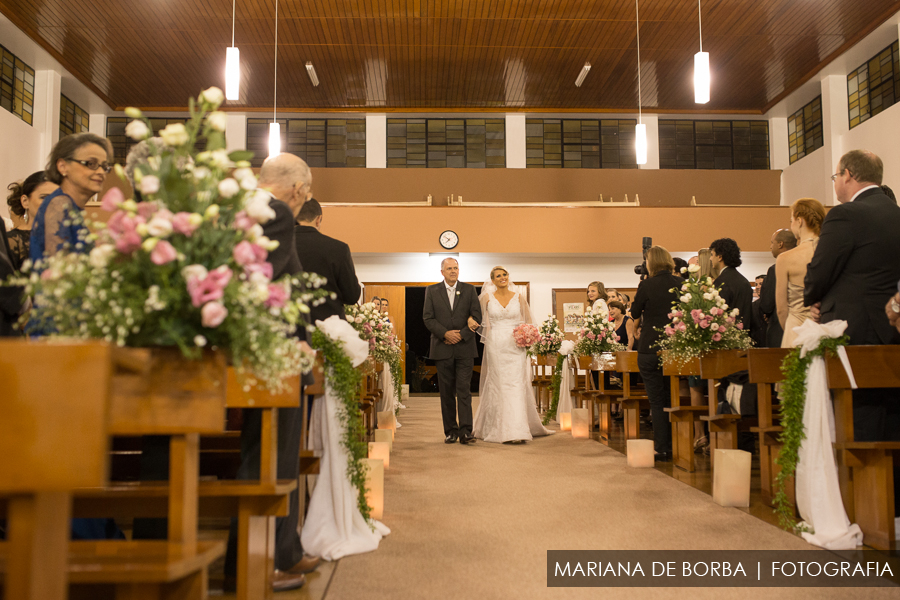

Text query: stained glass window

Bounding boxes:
[526,119,636,168]
[659,120,769,170]
[848,41,900,129]
[60,94,90,138]
[246,118,366,168]
[387,118,505,168]
[788,96,823,165]
[0,44,34,125]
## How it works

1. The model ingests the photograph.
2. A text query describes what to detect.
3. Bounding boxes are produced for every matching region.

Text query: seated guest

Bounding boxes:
[294,198,362,323]
[6,171,56,271]
[673,257,689,279]
[776,198,825,347]
[586,281,609,314]
[608,300,633,351]
[709,238,753,330]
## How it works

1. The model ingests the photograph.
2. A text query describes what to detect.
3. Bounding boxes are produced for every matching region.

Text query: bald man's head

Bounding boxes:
[258,153,313,216]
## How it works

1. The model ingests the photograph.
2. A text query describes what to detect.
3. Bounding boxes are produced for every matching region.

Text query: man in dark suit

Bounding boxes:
[710,237,753,331]
[224,152,318,592]
[0,225,25,336]
[805,149,900,444]
[294,199,361,323]
[422,258,482,444]
[757,228,797,347]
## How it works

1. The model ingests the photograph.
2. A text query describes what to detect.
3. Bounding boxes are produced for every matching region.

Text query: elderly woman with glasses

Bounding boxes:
[30,133,113,262]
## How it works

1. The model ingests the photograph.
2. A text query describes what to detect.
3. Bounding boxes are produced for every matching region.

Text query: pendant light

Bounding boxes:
[268,0,281,158]
[694,0,710,104]
[634,0,647,165]
[225,0,240,100]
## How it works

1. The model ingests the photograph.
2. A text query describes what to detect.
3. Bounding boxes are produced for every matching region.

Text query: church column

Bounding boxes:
[225,113,247,152]
[33,70,61,163]
[768,115,789,204]
[366,114,386,168]
[821,74,849,205]
[505,113,526,168]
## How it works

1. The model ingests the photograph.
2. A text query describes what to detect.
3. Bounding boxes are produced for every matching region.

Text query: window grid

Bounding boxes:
[788,96,823,165]
[525,119,637,169]
[0,44,35,125]
[60,94,90,138]
[107,117,203,165]
[386,118,505,168]
[659,120,769,170]
[848,41,900,129]
[246,118,365,168]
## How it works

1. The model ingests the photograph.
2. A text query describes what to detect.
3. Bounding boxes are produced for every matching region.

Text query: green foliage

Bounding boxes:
[773,334,850,531]
[310,328,371,524]
[542,353,566,425]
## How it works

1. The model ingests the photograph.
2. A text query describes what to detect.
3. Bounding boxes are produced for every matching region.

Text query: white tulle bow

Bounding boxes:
[790,319,857,389]
[559,340,576,356]
[315,315,370,367]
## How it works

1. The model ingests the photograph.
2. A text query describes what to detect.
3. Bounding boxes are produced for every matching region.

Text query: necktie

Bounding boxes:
[448,286,455,309]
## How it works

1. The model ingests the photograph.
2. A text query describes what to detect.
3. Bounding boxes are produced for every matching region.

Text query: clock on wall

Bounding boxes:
[439,230,459,250]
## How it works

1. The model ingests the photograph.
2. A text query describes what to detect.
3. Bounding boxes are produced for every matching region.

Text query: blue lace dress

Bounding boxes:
[29,187,90,263]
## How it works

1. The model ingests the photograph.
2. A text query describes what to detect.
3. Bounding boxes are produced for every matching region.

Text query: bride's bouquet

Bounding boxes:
[574,307,623,356]
[655,264,753,368]
[529,316,564,357]
[513,323,540,349]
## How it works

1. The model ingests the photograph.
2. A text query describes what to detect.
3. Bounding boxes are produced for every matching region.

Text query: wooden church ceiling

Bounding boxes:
[2,0,899,113]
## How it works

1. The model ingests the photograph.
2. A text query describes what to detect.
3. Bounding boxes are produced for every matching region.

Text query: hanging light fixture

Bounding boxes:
[225,0,240,100]
[268,0,281,158]
[694,0,710,104]
[634,0,647,165]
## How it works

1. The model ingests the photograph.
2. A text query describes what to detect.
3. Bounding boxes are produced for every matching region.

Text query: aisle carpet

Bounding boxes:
[325,397,896,599]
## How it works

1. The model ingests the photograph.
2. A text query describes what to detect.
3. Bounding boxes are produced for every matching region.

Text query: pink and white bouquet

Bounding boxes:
[11,88,325,390]
[345,302,401,363]
[574,305,624,356]
[513,323,541,349]
[529,315,565,357]
[656,264,753,367]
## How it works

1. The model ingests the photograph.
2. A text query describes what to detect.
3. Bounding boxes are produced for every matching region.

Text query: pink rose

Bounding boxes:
[234,210,256,232]
[201,301,229,328]
[737,322,744,330]
[726,316,735,324]
[187,265,233,307]
[233,240,267,266]
[244,261,273,281]
[150,240,177,265]
[712,333,722,342]
[115,231,142,254]
[265,283,289,308]
[172,212,199,236]
[699,320,710,329]
[101,187,124,212]
[137,202,159,220]
[690,308,703,321]
[676,322,687,332]
[106,210,128,236]
[664,326,675,336]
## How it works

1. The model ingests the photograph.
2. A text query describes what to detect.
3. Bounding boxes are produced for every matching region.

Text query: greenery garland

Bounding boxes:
[542,353,566,425]
[773,334,849,531]
[388,356,403,415]
[310,328,371,523]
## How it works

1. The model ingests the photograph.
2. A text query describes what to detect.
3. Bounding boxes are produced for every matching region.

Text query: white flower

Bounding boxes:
[207,111,227,131]
[207,149,233,170]
[711,323,720,331]
[147,216,173,238]
[159,123,189,146]
[233,168,254,181]
[240,176,257,191]
[182,264,208,282]
[139,175,160,196]
[199,86,225,107]
[256,236,279,252]
[680,266,687,273]
[688,263,701,273]
[730,308,740,317]
[89,244,116,268]
[703,292,713,301]
[194,335,207,347]
[124,107,143,118]
[680,294,692,303]
[217,178,240,198]
[125,119,150,140]
[193,166,211,181]
[247,223,264,240]
[245,190,276,223]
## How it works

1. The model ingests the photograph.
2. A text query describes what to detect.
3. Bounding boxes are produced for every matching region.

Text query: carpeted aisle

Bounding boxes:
[324,397,895,599]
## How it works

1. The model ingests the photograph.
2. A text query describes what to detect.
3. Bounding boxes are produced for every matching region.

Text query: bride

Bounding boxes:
[471,266,552,444]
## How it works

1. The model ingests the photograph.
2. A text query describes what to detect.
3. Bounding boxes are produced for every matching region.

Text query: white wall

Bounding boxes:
[352,251,775,323]
[0,110,42,219]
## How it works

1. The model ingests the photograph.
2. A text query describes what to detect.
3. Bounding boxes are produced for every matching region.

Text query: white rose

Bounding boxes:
[193,166,211,181]
[89,244,116,268]
[233,168,254,181]
[688,263,701,273]
[159,123,189,146]
[139,175,160,195]
[207,149,233,170]
[711,323,720,331]
[245,190,276,223]
[680,266,687,273]
[240,176,257,191]
[256,236,279,252]
[199,86,225,107]
[147,216,173,238]
[194,335,207,347]
[249,271,270,286]
[207,111,227,132]
[182,264,208,282]
[703,292,713,300]
[247,223,264,240]
[680,294,692,303]
[125,119,150,141]
[730,308,740,317]
[218,178,241,198]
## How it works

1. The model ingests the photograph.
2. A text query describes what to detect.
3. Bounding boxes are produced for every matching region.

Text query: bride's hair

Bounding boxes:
[489,266,508,280]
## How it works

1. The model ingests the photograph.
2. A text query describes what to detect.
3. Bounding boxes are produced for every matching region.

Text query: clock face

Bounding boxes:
[439,230,459,249]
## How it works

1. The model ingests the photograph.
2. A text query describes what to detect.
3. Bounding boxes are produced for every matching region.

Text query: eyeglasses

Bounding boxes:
[831,169,851,182]
[67,158,112,173]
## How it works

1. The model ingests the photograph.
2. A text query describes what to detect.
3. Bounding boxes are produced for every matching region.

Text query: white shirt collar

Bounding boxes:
[445,282,457,291]
[849,184,879,203]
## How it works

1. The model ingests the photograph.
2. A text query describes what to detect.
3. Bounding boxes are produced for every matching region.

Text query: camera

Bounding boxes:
[633,237,652,279]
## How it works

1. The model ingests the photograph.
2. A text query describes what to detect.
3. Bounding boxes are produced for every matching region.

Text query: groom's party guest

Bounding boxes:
[709,237,753,331]
[758,229,797,348]
[423,258,482,445]
[293,198,361,323]
[224,153,319,592]
[630,246,682,461]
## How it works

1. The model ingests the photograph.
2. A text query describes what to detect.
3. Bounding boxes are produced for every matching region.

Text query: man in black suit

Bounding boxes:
[422,258,482,444]
[805,149,900,444]
[709,237,753,332]
[294,199,361,323]
[0,225,25,336]
[224,153,318,592]
[757,228,797,347]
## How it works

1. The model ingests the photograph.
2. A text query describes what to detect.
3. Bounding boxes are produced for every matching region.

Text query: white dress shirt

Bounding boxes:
[446,282,457,309]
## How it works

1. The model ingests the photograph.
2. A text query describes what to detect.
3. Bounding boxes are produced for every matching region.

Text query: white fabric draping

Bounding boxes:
[377,362,401,428]
[791,319,862,550]
[556,340,576,418]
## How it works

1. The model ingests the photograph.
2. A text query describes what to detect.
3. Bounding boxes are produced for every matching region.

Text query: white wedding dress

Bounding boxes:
[473,293,553,443]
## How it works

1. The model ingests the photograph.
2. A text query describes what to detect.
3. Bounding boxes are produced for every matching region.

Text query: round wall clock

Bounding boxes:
[439,230,459,249]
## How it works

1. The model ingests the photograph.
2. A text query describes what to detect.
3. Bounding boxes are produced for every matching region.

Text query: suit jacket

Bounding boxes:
[629,271,683,355]
[263,197,302,281]
[757,263,782,348]
[422,281,482,360]
[715,267,754,332]
[0,226,24,337]
[294,225,361,324]
[804,187,900,345]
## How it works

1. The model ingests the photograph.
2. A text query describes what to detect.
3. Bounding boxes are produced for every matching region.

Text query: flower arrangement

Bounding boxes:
[529,315,565,357]
[655,264,753,368]
[573,306,624,356]
[513,323,540,349]
[8,88,323,391]
[345,302,403,408]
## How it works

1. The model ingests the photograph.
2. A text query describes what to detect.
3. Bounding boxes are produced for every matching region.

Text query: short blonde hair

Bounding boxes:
[647,246,675,276]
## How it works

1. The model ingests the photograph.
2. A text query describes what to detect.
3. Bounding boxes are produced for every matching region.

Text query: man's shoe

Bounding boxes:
[654,451,671,462]
[459,434,476,445]
[272,571,306,592]
[444,433,459,444]
[286,555,320,575]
